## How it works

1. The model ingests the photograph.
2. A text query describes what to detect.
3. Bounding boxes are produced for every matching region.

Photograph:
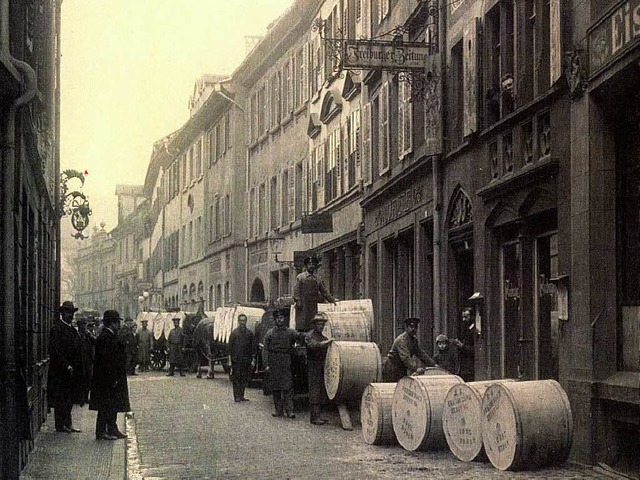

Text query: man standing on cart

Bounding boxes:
[293,254,338,332]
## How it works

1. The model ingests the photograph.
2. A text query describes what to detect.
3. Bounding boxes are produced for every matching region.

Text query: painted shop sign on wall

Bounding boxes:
[342,40,430,70]
[369,181,426,229]
[589,0,640,76]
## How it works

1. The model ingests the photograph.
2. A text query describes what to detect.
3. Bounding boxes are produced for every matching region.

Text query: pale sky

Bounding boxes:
[60,0,294,231]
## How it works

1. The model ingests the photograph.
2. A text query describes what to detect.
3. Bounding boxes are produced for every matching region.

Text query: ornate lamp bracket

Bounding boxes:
[60,169,93,239]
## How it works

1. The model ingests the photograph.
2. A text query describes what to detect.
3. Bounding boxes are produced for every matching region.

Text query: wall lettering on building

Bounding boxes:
[343,40,430,70]
[371,182,425,229]
[589,0,640,76]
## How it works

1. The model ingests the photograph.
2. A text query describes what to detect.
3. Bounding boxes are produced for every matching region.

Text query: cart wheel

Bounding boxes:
[150,349,166,371]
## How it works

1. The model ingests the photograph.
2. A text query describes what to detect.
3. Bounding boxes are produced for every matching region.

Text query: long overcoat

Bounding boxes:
[167,326,184,364]
[47,320,87,407]
[136,327,153,364]
[293,271,336,331]
[264,326,298,390]
[304,329,330,405]
[89,327,131,412]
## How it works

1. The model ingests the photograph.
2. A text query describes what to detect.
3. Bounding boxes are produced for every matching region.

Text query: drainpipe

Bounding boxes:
[0,42,38,480]
[433,0,448,339]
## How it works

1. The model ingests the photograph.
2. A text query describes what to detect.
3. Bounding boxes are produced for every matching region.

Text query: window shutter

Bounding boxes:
[550,0,562,85]
[424,53,443,156]
[379,81,389,173]
[354,110,362,182]
[463,17,480,137]
[362,102,371,184]
[398,82,406,158]
[317,142,325,208]
[288,165,296,223]
[336,127,343,197]
[363,0,370,38]
[342,121,349,191]
[304,42,310,101]
[301,156,308,215]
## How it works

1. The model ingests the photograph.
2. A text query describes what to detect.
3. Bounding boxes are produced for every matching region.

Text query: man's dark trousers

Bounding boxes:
[232,362,251,400]
[54,402,73,431]
[95,408,118,436]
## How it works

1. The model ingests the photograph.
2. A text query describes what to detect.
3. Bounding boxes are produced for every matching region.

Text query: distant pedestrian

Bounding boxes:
[136,319,153,372]
[228,314,256,402]
[304,313,332,425]
[293,254,338,331]
[382,317,435,382]
[47,301,87,433]
[89,310,130,440]
[264,308,299,418]
[433,334,460,375]
[455,307,476,381]
[120,318,138,375]
[77,317,97,402]
[167,317,185,376]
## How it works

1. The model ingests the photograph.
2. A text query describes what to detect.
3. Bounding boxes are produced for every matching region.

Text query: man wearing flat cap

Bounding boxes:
[304,313,333,425]
[264,308,299,418]
[47,301,87,433]
[90,310,130,440]
[135,319,153,373]
[167,317,185,376]
[382,317,435,382]
[293,253,337,332]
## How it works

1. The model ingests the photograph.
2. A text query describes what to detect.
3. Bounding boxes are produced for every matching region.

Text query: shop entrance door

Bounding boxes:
[500,230,559,380]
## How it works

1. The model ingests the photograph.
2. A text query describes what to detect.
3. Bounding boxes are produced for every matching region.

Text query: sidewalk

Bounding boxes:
[20,405,126,480]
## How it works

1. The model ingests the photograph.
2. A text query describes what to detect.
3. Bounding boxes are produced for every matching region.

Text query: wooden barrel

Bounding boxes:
[320,311,371,342]
[361,383,397,445]
[481,380,573,471]
[443,379,516,462]
[324,341,381,402]
[391,375,463,451]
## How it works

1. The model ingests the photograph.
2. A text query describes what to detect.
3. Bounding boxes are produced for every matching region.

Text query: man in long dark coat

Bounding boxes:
[136,319,153,372]
[454,307,476,381]
[77,317,96,403]
[264,308,299,418]
[47,301,87,433]
[304,313,333,425]
[293,254,337,331]
[228,314,256,402]
[120,318,138,375]
[89,310,130,440]
[382,317,435,382]
[167,317,185,376]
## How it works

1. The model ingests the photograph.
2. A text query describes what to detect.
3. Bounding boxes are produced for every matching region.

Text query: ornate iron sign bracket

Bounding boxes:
[60,169,93,239]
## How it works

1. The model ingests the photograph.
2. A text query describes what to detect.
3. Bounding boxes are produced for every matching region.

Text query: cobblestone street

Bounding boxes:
[126,370,607,479]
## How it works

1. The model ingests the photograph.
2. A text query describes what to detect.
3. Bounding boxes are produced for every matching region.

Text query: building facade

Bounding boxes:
[0,1,62,477]
[67,0,639,473]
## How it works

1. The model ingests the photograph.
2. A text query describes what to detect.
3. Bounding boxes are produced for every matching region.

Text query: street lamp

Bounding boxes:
[267,231,295,267]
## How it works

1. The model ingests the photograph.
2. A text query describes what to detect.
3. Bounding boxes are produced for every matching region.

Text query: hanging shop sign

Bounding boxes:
[342,39,430,71]
[588,0,640,77]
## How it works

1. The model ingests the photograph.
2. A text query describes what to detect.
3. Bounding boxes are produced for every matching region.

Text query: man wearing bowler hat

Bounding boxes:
[47,301,87,433]
[90,310,130,440]
[382,317,435,382]
[293,253,337,332]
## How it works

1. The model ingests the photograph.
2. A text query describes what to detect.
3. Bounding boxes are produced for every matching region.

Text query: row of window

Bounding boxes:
[161,112,232,202]
[448,0,561,147]
[247,0,392,144]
